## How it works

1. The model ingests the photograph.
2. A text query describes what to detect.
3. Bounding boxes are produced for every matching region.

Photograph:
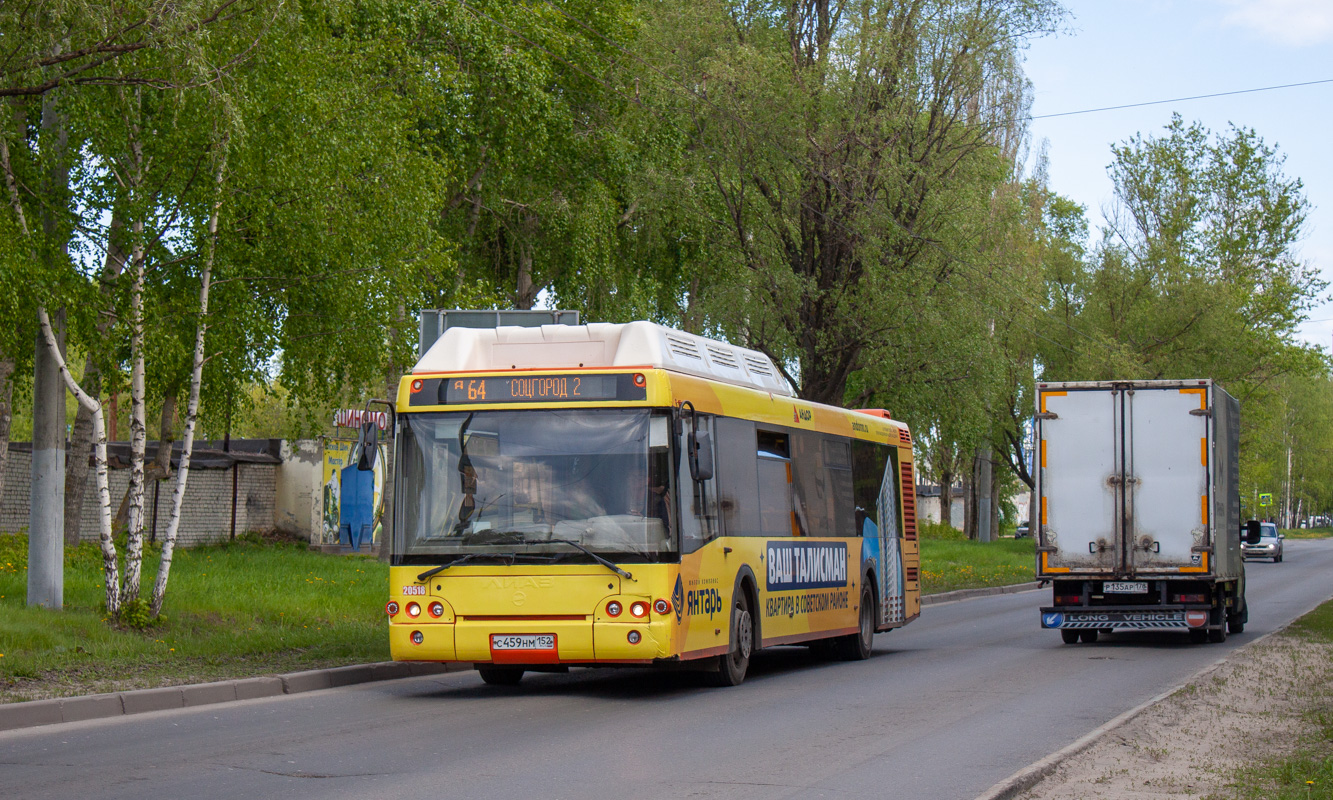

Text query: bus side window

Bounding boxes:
[678,415,720,553]
[714,417,761,537]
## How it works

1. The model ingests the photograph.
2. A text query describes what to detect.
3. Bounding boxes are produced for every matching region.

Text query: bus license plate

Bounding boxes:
[1104,581,1147,594]
[490,634,556,651]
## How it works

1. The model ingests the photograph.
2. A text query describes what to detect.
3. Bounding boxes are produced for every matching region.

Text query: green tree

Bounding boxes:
[636,0,1062,405]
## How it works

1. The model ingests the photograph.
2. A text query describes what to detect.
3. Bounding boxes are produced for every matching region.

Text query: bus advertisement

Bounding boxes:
[376,321,920,686]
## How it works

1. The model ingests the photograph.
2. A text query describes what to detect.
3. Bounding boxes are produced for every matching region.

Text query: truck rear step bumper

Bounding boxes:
[1040,606,1211,630]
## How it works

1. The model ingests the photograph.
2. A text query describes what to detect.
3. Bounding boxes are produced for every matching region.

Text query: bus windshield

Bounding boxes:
[397,408,674,560]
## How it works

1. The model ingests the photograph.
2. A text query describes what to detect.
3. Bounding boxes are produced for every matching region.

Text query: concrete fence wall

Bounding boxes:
[0,441,322,546]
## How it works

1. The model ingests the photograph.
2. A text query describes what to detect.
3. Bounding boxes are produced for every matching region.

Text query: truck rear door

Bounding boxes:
[1038,388,1120,573]
[1127,385,1210,572]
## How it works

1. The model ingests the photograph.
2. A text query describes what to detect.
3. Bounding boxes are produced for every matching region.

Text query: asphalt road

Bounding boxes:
[4,538,1332,800]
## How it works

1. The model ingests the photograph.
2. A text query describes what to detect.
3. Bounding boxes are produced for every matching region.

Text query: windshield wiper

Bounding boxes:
[544,538,633,581]
[417,550,567,582]
[418,553,483,582]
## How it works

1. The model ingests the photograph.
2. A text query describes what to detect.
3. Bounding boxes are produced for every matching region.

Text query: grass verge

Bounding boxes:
[1282,526,1333,540]
[917,522,1035,594]
[1211,599,1333,800]
[0,532,388,703]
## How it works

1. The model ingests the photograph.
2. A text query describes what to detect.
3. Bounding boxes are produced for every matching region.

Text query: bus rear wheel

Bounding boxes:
[478,667,524,686]
[836,584,875,661]
[708,589,753,687]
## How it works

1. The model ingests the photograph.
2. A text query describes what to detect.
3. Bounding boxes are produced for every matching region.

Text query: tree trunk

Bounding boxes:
[939,469,953,529]
[121,111,147,606]
[121,230,147,606]
[0,354,13,512]
[976,445,994,543]
[63,358,98,546]
[151,139,227,616]
[989,446,1001,541]
[962,460,976,540]
[515,240,537,310]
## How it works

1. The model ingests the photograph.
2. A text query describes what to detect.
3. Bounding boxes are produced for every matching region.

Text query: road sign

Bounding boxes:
[1259,493,1274,507]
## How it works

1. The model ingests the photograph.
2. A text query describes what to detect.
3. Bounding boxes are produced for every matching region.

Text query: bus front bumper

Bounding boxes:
[390,618,670,663]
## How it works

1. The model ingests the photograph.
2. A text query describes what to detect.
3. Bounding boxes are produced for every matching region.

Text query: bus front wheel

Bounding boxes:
[708,589,754,687]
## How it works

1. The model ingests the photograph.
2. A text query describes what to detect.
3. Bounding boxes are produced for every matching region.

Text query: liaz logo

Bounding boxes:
[672,575,684,624]
[687,587,724,619]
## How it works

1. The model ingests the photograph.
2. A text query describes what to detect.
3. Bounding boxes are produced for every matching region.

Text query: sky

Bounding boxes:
[1021,0,1333,350]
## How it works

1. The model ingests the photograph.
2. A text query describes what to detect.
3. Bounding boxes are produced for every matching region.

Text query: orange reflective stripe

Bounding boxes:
[1201,437,1208,466]
[1040,391,1067,413]
[1179,387,1206,408]
[1201,494,1209,525]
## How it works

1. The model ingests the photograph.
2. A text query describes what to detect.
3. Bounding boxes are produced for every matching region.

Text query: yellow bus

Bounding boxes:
[379,321,920,686]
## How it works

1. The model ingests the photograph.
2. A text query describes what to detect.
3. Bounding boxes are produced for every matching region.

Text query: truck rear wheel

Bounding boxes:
[1079,629,1098,643]
[1061,630,1079,644]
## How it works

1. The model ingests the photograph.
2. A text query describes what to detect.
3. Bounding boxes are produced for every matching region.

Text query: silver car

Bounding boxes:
[1241,522,1284,562]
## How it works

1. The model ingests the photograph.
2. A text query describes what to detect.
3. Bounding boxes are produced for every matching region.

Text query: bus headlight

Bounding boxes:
[429,602,445,618]
[606,601,623,617]
[406,602,421,618]
[627,630,642,644]
[630,602,648,618]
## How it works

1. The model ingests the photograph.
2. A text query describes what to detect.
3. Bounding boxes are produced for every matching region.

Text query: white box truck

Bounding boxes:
[1035,380,1250,643]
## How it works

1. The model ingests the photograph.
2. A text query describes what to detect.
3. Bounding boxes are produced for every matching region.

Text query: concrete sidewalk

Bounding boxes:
[0,583,1042,733]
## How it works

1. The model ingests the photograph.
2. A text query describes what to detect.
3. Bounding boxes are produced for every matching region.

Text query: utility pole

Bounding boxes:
[1284,445,1293,529]
[29,311,66,608]
[28,82,71,609]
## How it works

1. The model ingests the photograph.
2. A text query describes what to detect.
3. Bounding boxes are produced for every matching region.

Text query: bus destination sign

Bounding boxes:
[408,373,648,406]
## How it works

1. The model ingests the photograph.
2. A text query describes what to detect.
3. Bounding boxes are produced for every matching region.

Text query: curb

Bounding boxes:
[923,582,1041,606]
[1,581,1042,735]
[0,661,473,734]
[972,599,1329,800]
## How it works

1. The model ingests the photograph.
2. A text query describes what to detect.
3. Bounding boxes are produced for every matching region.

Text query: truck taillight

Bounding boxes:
[1053,595,1080,606]
[1175,594,1208,604]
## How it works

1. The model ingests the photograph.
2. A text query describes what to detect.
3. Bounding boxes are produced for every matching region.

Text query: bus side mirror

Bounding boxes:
[1244,520,1262,545]
[357,420,378,471]
[689,430,713,482]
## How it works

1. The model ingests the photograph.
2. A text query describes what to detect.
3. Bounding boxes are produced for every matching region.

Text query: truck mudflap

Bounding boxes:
[1040,606,1211,630]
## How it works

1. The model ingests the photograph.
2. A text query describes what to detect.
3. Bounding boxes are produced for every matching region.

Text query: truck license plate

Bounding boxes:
[1104,581,1147,594]
[490,634,556,651]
